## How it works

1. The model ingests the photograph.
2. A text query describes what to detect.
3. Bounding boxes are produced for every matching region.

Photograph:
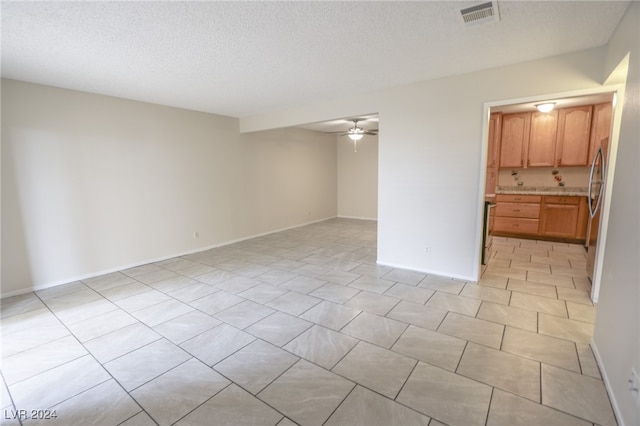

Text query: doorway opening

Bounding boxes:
[480,90,619,303]
[298,115,380,222]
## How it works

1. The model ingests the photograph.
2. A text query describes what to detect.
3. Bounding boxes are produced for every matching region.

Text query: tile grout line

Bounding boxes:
[483,387,495,426]
[2,227,603,425]
[22,291,155,423]
[319,382,358,426]
[0,369,23,426]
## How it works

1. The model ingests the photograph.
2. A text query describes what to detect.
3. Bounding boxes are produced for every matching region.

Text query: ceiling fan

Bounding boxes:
[327,118,378,152]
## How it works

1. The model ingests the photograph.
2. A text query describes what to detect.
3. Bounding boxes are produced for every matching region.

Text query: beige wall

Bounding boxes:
[337,134,378,220]
[1,79,337,296]
[593,2,640,425]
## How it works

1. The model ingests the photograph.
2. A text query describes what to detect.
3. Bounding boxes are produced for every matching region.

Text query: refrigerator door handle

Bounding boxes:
[588,147,605,218]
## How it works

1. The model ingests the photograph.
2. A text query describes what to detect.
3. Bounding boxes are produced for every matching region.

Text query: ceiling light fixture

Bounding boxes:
[348,130,364,141]
[536,102,556,113]
[323,118,378,152]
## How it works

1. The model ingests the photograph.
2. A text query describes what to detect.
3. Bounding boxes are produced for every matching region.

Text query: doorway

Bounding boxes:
[481,90,619,302]
[298,115,380,222]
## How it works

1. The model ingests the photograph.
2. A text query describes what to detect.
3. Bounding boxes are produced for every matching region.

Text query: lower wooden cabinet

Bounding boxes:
[494,194,588,242]
[494,195,541,235]
[539,196,588,239]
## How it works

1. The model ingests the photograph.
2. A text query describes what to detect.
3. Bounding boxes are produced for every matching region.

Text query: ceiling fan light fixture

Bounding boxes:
[536,102,555,113]
[348,132,364,141]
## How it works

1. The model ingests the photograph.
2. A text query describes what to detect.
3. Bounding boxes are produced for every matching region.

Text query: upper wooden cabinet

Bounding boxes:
[498,102,610,169]
[556,105,593,166]
[527,111,559,167]
[499,113,530,168]
[485,113,501,196]
[487,113,502,168]
[589,102,613,163]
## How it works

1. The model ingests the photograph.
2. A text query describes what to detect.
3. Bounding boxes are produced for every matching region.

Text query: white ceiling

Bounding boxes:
[0,1,630,118]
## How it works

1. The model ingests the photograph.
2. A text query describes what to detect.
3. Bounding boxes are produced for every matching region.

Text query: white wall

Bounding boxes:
[241,48,607,280]
[1,79,337,296]
[593,2,640,425]
[337,134,378,220]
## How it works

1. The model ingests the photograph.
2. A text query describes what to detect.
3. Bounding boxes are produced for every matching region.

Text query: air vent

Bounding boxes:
[460,1,500,26]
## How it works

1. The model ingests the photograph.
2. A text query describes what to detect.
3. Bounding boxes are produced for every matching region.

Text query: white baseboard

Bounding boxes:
[1,216,338,299]
[590,339,625,426]
[337,215,378,221]
[376,259,475,282]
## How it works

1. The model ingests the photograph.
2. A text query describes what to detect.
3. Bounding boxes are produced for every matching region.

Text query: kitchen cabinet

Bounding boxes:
[485,169,497,197]
[485,113,501,196]
[539,196,580,239]
[527,111,559,167]
[576,197,588,240]
[499,113,530,168]
[499,110,559,168]
[556,105,593,166]
[494,194,588,242]
[493,194,541,236]
[589,102,612,163]
[539,196,589,240]
[487,113,501,168]
[498,104,600,169]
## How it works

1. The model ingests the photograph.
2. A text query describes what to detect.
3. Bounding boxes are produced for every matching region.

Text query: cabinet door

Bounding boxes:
[500,113,530,168]
[487,113,502,168]
[556,106,592,166]
[527,111,558,167]
[485,167,497,196]
[589,102,612,163]
[576,197,589,239]
[540,203,579,238]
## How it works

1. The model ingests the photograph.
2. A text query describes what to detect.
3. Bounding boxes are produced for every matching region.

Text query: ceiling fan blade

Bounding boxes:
[324,126,377,136]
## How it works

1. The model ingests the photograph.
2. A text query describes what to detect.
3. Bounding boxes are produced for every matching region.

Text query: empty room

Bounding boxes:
[1,2,638,426]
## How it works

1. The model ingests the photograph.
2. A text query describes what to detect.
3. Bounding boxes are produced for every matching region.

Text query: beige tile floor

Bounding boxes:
[0,219,618,425]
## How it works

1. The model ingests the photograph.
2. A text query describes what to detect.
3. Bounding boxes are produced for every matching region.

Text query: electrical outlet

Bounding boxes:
[630,369,640,406]
[425,246,431,255]
[193,231,200,239]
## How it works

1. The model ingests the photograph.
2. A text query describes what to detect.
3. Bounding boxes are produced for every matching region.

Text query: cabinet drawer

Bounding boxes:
[495,203,540,219]
[543,195,580,205]
[496,194,542,203]
[494,217,540,235]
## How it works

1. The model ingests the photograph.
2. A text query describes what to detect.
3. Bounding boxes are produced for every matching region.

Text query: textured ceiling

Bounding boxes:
[0,1,630,118]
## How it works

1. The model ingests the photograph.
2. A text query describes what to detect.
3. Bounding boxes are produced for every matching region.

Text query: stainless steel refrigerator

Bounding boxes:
[586,138,608,280]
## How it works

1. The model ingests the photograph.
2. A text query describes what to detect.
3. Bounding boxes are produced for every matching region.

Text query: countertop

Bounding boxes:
[495,186,588,196]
